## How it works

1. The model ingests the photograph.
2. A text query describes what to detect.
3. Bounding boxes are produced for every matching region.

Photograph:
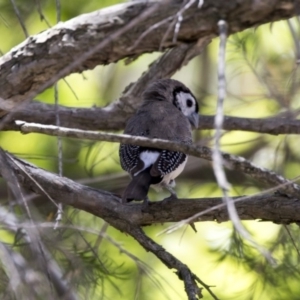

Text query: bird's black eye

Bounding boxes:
[186,99,193,107]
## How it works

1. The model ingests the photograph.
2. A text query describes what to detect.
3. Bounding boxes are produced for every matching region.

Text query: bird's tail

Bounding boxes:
[122,171,153,203]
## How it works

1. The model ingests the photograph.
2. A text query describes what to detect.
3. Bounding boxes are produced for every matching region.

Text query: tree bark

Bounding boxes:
[2,149,299,225]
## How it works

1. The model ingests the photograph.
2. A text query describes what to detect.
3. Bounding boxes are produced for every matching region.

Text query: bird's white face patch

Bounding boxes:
[175,91,197,118]
[134,151,160,176]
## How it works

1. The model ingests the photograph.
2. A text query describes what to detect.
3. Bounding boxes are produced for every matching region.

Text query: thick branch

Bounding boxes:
[3,149,298,299]
[3,102,300,135]
[0,37,211,129]
[0,0,297,113]
[1,149,299,226]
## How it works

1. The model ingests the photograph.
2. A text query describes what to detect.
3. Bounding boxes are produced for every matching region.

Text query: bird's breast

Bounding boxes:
[160,156,188,185]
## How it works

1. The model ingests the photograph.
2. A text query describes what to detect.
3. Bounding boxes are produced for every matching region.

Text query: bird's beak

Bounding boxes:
[188,112,199,129]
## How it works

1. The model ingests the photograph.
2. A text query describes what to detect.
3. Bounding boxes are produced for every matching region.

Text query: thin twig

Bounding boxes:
[159,176,300,234]
[214,20,274,264]
[130,17,172,50]
[53,0,63,229]
[54,88,62,176]
[9,0,28,37]
[159,0,197,50]
[54,84,63,229]
[34,0,51,26]
[215,19,243,248]
[213,20,230,193]
[0,149,78,300]
[15,121,300,199]
[7,153,61,210]
[287,19,300,61]
[173,0,196,43]
[283,225,300,257]
[55,0,61,23]
[124,225,218,300]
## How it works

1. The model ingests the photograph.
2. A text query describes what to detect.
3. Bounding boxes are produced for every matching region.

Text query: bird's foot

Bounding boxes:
[162,182,178,204]
[162,193,178,205]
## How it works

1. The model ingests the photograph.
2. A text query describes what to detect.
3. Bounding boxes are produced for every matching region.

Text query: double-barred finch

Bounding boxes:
[119,79,199,206]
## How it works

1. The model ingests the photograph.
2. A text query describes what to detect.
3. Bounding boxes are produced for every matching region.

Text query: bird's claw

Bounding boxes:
[162,193,178,204]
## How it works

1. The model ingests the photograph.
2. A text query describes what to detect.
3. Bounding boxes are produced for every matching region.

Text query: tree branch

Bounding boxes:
[1,148,299,226]
[1,147,299,299]
[112,224,213,300]
[2,102,300,135]
[1,148,228,300]
[15,121,300,199]
[0,36,211,130]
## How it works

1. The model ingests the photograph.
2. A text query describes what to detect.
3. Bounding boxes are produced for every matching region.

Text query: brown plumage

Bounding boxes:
[119,79,199,205]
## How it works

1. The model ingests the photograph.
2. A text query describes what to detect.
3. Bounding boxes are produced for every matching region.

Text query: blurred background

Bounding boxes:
[1,1,300,299]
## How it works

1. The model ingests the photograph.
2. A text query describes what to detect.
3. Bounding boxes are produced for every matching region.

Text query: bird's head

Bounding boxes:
[143,79,199,128]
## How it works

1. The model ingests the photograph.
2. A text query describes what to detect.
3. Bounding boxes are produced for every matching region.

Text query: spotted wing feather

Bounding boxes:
[119,144,140,173]
[150,150,186,176]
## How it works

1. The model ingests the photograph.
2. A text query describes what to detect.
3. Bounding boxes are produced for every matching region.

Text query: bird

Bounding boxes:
[119,78,199,209]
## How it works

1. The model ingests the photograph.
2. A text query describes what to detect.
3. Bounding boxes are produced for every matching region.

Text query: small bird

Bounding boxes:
[119,79,199,208]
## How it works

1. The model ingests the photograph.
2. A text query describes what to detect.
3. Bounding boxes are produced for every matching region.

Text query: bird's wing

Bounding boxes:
[120,112,152,175]
[150,150,186,176]
[120,101,191,176]
[119,144,141,174]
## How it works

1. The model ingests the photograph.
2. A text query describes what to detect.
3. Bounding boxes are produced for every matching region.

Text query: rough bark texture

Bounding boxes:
[3,150,300,225]
[0,0,298,115]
